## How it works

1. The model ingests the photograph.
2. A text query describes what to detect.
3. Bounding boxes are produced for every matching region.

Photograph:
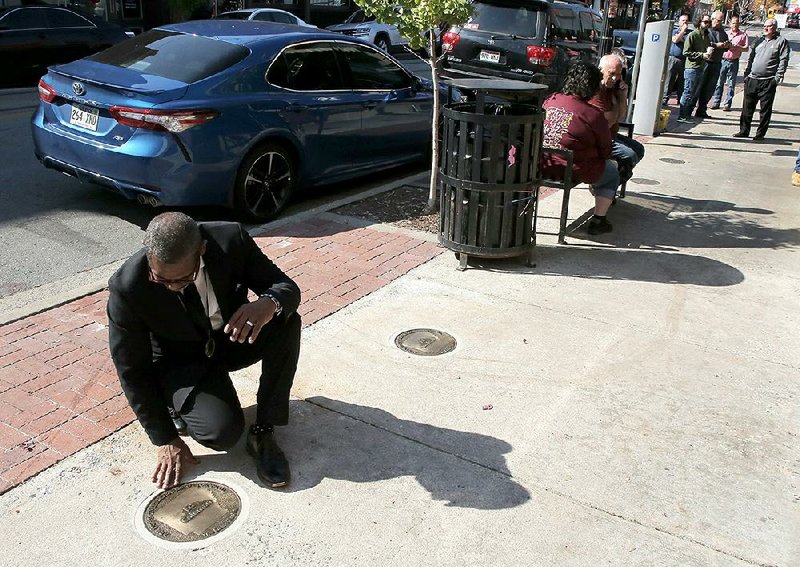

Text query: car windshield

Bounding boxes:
[344,10,375,24]
[465,1,545,37]
[87,29,249,83]
[216,12,250,20]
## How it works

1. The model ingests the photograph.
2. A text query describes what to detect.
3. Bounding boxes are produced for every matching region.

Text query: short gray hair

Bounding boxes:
[609,48,627,68]
[143,212,202,263]
[599,53,624,70]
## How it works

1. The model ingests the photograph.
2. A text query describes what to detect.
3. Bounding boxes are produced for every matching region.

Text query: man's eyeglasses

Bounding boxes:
[764,24,776,28]
[701,20,711,24]
[147,257,200,287]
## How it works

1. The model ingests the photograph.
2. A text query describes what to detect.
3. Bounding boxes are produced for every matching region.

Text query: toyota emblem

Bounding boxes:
[72,82,86,96]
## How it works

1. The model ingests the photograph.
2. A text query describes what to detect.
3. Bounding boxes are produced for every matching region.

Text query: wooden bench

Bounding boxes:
[540,122,634,243]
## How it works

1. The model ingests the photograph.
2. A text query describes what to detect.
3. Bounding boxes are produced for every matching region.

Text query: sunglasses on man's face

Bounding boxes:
[701,20,711,24]
[147,256,201,287]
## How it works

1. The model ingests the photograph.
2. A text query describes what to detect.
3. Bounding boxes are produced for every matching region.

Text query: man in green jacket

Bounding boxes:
[678,15,712,122]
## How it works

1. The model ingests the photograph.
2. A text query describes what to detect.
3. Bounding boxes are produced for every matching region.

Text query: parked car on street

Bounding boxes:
[0,4,133,86]
[611,29,637,69]
[440,0,603,91]
[32,21,436,221]
[215,8,315,28]
[326,8,409,52]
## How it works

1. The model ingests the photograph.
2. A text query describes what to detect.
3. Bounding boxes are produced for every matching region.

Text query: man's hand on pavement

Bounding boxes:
[224,297,277,344]
[153,438,199,489]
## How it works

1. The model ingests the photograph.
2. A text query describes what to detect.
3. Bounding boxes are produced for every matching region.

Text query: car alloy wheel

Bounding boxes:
[235,143,296,222]
[375,34,391,52]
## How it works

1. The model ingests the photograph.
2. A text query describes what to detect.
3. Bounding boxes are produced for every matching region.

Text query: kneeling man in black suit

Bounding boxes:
[107,212,301,489]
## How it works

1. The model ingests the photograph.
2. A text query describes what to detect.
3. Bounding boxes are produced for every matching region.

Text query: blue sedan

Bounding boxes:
[32,20,435,220]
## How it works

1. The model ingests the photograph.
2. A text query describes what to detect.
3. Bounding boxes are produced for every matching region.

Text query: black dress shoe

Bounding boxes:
[168,407,188,436]
[694,111,710,118]
[752,133,765,141]
[247,424,290,488]
[732,131,748,138]
[587,217,612,235]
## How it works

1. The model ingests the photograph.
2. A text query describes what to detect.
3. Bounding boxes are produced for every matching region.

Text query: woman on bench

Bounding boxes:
[541,61,620,236]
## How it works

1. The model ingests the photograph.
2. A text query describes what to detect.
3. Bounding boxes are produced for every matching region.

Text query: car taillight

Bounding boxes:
[38,80,57,103]
[108,107,219,133]
[442,31,460,52]
[527,45,556,66]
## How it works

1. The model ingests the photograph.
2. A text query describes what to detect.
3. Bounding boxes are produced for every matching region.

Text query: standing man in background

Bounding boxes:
[694,11,730,119]
[734,18,790,140]
[710,15,749,111]
[678,15,712,123]
[663,14,690,106]
[793,147,800,187]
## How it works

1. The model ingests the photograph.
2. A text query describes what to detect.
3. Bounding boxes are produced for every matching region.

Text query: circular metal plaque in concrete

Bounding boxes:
[659,157,685,164]
[134,478,249,550]
[630,177,660,186]
[395,328,456,356]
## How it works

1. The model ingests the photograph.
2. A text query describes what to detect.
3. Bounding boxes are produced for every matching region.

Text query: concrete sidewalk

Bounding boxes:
[1,60,799,565]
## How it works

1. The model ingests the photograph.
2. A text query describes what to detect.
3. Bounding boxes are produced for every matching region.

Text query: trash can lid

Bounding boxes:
[443,77,548,95]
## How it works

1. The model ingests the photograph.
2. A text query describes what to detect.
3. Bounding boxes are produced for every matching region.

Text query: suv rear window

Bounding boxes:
[466,1,546,38]
[87,29,249,83]
[552,8,580,40]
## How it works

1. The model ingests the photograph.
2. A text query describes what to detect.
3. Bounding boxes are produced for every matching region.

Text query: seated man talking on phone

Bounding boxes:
[590,53,645,185]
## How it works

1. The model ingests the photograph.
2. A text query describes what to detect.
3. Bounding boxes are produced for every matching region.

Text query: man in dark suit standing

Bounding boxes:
[107,212,301,490]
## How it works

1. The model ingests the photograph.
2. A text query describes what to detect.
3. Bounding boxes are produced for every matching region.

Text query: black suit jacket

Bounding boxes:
[107,222,301,445]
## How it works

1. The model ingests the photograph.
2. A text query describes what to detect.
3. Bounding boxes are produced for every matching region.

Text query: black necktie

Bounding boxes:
[181,283,211,334]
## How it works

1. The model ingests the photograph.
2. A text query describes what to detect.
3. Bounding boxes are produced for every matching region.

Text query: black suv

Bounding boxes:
[440,0,603,91]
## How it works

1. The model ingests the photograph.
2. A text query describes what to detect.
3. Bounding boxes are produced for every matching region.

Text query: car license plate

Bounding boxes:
[479,50,500,63]
[69,104,99,131]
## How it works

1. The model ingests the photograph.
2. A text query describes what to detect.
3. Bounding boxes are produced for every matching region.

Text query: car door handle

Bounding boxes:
[362,101,378,110]
[286,104,309,112]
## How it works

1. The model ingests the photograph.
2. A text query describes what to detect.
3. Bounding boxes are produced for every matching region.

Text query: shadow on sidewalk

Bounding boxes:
[603,192,798,250]
[472,247,743,286]
[469,190,797,284]
[656,132,796,147]
[191,397,531,510]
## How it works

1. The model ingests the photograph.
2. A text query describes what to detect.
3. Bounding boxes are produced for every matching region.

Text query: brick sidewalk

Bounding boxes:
[0,214,442,494]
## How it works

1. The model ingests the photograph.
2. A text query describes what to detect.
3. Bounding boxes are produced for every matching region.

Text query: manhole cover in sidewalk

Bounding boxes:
[659,157,685,164]
[395,329,456,356]
[630,178,661,186]
[142,481,241,544]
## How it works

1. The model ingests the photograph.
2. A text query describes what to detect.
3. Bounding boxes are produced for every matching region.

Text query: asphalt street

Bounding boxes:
[0,52,432,304]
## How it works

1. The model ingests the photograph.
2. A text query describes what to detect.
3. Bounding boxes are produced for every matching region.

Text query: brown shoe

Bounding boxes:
[792,172,800,187]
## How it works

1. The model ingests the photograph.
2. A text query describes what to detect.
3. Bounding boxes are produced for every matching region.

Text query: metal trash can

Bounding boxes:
[438,99,544,270]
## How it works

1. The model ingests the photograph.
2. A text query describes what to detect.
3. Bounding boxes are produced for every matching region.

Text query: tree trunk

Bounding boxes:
[427,28,441,213]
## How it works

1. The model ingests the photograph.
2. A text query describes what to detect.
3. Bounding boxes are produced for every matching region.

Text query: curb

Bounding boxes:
[0,170,430,327]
